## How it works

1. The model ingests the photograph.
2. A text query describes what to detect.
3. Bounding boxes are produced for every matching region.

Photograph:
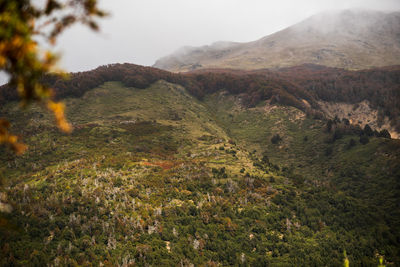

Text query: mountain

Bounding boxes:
[154,10,400,72]
[1,64,400,265]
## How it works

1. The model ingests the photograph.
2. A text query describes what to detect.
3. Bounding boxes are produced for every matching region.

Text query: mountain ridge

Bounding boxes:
[2,63,399,136]
[154,9,400,71]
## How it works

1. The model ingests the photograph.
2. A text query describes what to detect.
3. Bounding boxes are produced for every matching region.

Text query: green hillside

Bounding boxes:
[1,81,399,266]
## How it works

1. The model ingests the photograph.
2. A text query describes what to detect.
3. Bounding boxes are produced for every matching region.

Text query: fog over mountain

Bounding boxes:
[1,0,400,85]
[154,9,400,71]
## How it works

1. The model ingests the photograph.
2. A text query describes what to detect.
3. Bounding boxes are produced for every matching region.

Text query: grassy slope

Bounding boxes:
[0,81,399,266]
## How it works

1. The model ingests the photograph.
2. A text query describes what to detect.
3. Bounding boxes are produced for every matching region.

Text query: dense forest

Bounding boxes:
[276,64,400,129]
[1,63,399,130]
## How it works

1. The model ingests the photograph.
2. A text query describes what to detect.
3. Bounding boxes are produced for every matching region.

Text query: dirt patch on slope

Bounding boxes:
[318,100,399,139]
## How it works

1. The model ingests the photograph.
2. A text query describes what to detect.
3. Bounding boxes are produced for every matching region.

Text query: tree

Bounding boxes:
[0,0,106,154]
[378,129,391,139]
[363,124,374,137]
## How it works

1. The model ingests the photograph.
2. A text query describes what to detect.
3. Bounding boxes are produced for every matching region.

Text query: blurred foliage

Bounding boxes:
[0,0,106,153]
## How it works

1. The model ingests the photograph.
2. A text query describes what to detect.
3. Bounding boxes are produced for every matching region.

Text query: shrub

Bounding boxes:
[271,134,282,144]
[325,146,333,156]
[359,135,369,145]
[346,138,356,149]
[332,129,343,142]
[261,154,270,164]
[326,120,333,133]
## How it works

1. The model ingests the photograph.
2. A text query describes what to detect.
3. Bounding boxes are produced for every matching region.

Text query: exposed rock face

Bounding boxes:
[318,100,399,139]
[154,10,400,72]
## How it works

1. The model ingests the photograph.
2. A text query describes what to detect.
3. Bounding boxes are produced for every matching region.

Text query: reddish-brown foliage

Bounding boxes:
[1,63,399,130]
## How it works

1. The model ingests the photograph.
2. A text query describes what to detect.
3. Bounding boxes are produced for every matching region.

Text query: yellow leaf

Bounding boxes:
[0,56,6,67]
[47,100,72,133]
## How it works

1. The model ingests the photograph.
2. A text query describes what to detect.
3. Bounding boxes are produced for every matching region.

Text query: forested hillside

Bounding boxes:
[1,63,399,133]
[0,65,400,265]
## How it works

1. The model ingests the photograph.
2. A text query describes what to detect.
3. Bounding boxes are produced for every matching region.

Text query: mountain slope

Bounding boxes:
[2,63,399,135]
[1,79,400,265]
[154,10,400,71]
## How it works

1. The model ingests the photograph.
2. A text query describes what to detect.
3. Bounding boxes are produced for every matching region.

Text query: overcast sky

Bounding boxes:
[53,0,399,72]
[1,0,400,85]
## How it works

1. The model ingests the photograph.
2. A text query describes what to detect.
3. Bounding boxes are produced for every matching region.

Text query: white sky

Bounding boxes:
[1,0,400,85]
[53,0,399,72]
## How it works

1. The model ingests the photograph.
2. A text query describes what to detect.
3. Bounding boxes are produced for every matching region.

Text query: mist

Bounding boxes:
[0,0,399,85]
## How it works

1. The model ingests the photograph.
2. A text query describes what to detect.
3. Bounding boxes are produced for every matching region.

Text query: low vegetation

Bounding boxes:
[1,80,399,265]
